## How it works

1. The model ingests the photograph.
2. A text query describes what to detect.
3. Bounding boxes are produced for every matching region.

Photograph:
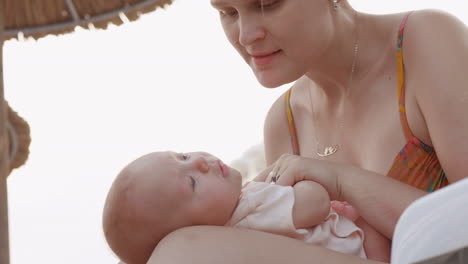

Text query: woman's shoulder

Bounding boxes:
[402,9,466,60]
[400,8,467,98]
[407,8,464,26]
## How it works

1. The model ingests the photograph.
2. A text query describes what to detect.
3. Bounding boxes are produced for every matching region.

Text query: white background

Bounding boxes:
[4,0,467,263]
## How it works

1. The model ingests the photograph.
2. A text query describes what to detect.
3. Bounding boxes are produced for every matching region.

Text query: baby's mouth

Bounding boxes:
[218,160,229,178]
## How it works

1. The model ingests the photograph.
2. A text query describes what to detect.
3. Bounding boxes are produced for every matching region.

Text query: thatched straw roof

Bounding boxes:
[3,0,174,40]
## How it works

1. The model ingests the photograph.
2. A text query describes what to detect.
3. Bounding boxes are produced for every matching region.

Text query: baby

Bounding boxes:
[103,151,372,264]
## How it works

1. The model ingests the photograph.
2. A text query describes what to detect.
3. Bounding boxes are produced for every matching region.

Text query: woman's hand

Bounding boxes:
[254,154,359,220]
[254,154,344,201]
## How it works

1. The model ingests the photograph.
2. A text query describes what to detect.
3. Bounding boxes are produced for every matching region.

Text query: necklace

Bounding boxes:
[308,40,359,157]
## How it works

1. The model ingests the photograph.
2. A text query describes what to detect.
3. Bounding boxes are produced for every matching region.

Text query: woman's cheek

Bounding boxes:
[222,22,238,44]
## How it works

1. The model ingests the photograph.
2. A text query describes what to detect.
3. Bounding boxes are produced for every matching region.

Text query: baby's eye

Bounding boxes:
[190,176,196,189]
[181,153,190,160]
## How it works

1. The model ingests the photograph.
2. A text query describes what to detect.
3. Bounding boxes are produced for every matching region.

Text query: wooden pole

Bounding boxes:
[0,0,10,262]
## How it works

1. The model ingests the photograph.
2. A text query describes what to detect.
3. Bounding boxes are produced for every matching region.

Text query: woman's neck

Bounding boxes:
[306,12,398,101]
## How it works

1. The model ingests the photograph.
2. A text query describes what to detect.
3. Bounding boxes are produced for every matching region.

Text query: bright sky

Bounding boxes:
[4,0,467,263]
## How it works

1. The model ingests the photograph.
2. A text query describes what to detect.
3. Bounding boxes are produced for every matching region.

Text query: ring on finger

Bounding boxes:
[269,171,280,184]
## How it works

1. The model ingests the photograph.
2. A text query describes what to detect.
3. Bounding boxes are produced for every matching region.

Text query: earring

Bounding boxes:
[333,0,338,9]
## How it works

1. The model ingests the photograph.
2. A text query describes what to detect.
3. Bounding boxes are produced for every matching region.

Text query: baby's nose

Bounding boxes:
[194,157,209,173]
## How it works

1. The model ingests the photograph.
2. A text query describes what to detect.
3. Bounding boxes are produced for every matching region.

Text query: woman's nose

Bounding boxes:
[238,18,266,47]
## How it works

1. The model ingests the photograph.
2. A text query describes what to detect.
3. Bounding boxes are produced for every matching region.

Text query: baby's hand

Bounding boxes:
[330,201,359,221]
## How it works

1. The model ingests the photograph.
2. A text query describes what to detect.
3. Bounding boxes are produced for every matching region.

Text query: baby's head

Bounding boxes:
[102,151,242,264]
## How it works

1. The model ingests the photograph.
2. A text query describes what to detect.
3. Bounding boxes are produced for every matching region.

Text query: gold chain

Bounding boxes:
[308,39,359,157]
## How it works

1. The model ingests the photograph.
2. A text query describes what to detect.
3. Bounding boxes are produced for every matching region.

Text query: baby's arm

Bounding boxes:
[292,181,330,229]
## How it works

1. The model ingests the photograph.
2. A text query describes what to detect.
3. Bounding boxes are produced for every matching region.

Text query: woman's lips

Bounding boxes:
[252,50,282,66]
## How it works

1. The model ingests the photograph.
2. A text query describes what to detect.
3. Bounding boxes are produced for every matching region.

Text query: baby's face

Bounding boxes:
[134,151,243,226]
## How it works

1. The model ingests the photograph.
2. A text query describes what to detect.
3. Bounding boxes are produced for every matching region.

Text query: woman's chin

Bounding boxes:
[254,72,286,88]
[253,66,302,88]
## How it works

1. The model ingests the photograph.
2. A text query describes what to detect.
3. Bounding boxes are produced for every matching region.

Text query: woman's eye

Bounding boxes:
[259,0,277,9]
[220,9,238,17]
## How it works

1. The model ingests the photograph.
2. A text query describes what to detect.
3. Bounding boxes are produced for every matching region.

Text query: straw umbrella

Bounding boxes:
[0,1,174,263]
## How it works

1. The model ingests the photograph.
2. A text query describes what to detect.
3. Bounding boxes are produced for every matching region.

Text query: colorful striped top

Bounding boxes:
[285,12,448,193]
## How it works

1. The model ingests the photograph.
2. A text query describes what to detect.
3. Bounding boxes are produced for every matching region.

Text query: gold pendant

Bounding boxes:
[317,146,338,157]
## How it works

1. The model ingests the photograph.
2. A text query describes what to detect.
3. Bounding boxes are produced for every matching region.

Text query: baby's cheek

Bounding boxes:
[215,189,238,207]
[176,184,192,198]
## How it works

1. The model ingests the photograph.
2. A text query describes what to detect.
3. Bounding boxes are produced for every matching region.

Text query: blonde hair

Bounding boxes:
[102,168,167,264]
[103,160,192,264]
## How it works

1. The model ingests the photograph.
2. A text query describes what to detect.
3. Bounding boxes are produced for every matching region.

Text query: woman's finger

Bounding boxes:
[275,160,297,186]
[274,167,297,186]
[256,154,295,184]
[267,161,282,184]
[274,155,301,186]
[260,155,287,186]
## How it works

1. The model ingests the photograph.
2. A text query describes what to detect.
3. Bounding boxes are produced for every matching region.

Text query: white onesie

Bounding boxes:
[226,181,367,258]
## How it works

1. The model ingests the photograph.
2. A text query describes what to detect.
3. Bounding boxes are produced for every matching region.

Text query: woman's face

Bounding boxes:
[211,0,335,88]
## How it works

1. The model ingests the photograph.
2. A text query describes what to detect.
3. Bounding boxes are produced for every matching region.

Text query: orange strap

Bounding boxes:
[285,89,300,155]
[397,12,414,141]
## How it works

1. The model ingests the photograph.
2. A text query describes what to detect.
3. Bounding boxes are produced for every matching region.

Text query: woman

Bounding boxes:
[148,0,468,263]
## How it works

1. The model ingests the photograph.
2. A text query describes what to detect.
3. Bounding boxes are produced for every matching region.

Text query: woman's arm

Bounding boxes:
[257,154,427,239]
[148,226,386,264]
[404,10,468,183]
[337,165,426,239]
[344,9,468,240]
